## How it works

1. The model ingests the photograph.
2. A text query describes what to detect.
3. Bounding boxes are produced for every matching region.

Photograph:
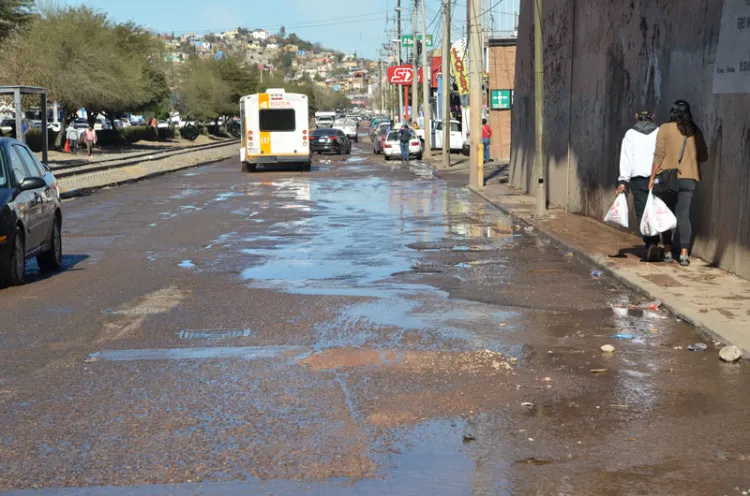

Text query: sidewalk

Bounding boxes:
[439,163,750,358]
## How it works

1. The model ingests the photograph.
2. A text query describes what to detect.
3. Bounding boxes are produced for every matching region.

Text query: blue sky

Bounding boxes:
[56,1,520,58]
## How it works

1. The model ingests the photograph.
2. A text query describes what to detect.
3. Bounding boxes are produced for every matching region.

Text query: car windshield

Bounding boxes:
[311,129,337,136]
[1,119,15,127]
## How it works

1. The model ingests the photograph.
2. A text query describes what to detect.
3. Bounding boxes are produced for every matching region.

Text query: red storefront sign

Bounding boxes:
[387,64,424,85]
[431,56,441,89]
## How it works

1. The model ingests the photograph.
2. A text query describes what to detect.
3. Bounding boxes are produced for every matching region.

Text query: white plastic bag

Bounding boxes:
[603,193,629,228]
[640,191,677,236]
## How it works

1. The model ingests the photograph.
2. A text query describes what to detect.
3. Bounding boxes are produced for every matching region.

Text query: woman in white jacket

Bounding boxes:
[616,111,660,261]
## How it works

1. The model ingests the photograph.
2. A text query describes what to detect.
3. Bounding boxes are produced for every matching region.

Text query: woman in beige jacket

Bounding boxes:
[649,100,708,266]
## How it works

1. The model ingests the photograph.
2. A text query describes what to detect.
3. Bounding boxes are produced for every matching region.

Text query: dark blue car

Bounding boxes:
[0,137,62,286]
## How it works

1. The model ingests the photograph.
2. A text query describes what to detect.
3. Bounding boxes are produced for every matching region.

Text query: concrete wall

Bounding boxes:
[510,0,750,278]
[488,43,517,160]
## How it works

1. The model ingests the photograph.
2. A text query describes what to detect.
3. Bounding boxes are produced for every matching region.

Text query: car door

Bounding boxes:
[6,145,44,252]
[15,144,54,241]
[338,131,350,152]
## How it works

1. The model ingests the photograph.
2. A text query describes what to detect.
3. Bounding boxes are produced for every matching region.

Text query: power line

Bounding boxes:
[166,12,388,35]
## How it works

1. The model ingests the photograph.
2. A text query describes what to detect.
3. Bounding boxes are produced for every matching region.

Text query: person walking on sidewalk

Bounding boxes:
[649,100,708,266]
[66,123,79,155]
[399,124,411,163]
[82,125,97,157]
[481,119,492,164]
[617,110,660,261]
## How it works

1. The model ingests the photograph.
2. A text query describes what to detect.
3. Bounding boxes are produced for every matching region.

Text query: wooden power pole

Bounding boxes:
[420,0,432,158]
[441,0,451,168]
[411,0,419,128]
[468,0,483,188]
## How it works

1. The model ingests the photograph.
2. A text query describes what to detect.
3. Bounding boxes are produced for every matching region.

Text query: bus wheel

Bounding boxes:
[242,162,257,173]
[302,162,311,172]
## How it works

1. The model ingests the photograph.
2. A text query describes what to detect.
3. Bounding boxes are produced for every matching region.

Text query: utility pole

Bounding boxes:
[420,0,432,158]
[534,0,547,215]
[441,0,451,169]
[397,0,404,122]
[411,0,419,128]
[468,0,483,188]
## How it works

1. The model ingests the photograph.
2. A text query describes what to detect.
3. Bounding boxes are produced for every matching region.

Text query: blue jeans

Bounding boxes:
[400,142,409,161]
[483,138,490,162]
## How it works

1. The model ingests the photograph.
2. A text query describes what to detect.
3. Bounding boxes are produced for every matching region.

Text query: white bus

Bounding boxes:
[240,89,311,172]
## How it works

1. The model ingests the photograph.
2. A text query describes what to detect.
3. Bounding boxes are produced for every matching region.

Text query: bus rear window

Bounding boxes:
[259,109,296,132]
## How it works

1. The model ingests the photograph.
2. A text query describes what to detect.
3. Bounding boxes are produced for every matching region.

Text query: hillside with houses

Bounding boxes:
[160,28,377,107]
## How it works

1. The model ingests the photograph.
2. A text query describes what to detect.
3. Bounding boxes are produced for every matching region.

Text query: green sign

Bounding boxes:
[401,34,434,48]
[491,89,512,110]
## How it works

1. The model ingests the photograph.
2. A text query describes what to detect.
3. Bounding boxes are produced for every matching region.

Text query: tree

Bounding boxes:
[0,0,33,42]
[0,5,171,145]
[279,25,286,41]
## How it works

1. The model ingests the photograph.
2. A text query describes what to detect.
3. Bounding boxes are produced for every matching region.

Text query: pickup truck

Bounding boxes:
[333,118,359,143]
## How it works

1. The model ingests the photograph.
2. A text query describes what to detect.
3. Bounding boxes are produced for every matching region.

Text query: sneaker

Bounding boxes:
[680,255,690,266]
[663,252,673,263]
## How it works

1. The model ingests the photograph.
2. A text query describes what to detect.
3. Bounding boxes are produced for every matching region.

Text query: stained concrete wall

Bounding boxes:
[510,0,750,278]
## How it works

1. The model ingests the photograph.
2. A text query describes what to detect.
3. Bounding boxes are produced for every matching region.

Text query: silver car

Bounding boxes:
[333,118,359,143]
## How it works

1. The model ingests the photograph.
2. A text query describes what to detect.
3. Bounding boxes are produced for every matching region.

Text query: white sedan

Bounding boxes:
[382,130,423,161]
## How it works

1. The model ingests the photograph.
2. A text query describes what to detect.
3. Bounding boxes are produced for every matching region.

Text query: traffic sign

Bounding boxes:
[491,89,512,110]
[401,34,434,49]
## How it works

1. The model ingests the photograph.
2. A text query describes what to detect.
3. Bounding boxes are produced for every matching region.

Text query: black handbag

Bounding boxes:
[654,136,688,194]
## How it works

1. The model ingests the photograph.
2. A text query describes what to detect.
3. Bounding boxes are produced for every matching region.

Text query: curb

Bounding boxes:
[60,155,233,200]
[468,186,747,357]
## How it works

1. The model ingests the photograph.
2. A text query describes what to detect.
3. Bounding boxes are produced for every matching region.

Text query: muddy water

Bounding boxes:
[1,150,749,495]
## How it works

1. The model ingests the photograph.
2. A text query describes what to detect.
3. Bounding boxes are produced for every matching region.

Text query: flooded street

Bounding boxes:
[1,143,749,495]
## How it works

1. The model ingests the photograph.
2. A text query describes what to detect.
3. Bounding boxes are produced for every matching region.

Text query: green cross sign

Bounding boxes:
[401,34,434,49]
[491,89,512,110]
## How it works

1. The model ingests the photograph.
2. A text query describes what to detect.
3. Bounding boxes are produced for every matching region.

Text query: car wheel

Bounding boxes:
[416,153,423,160]
[38,219,62,272]
[384,154,391,161]
[1,227,26,287]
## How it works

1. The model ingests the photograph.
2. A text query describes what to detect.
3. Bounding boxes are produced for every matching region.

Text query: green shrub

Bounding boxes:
[121,126,158,143]
[25,129,59,153]
[181,124,201,141]
[95,129,126,146]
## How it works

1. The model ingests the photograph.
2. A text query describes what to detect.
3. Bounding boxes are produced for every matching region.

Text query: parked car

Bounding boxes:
[370,121,390,142]
[0,137,62,286]
[372,128,388,154]
[382,130,422,161]
[432,120,464,151]
[309,128,351,155]
[333,118,359,143]
[0,118,31,138]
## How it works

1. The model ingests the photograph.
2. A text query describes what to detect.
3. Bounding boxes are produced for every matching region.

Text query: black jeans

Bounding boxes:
[656,178,697,251]
[629,177,659,246]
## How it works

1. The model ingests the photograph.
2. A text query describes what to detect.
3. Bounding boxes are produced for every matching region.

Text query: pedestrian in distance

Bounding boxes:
[649,100,708,266]
[481,118,492,163]
[399,124,411,163]
[66,123,79,155]
[617,110,660,261]
[82,125,97,157]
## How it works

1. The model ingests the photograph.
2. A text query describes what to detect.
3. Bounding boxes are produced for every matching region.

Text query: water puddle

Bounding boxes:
[178,260,195,269]
[84,345,308,362]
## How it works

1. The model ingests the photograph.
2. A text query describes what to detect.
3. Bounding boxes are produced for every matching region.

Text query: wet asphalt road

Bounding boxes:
[1,139,750,496]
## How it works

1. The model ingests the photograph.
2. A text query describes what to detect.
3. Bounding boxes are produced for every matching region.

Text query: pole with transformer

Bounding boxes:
[420,0,432,158]
[534,0,547,215]
[468,0,483,188]
[397,0,404,121]
[441,0,451,168]
[411,0,419,128]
